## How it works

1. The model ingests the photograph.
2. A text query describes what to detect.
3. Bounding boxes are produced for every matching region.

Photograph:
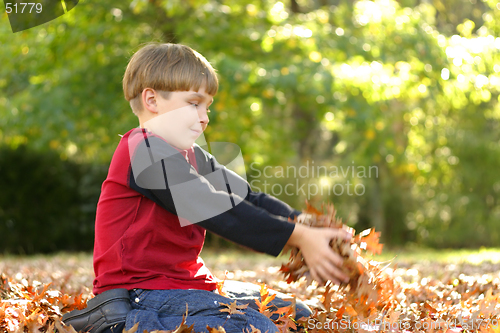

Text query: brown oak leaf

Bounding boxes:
[219,301,248,316]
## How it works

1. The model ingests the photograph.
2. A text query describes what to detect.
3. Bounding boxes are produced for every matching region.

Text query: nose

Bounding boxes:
[198,108,209,125]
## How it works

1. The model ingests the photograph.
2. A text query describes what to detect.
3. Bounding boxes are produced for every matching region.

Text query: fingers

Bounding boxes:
[312,228,351,284]
[310,262,347,285]
[325,227,353,241]
[306,240,348,284]
[324,258,349,284]
[317,255,349,285]
[297,225,353,285]
[322,246,344,267]
[309,268,321,284]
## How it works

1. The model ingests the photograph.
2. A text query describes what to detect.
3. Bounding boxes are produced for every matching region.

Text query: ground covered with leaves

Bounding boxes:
[1,207,500,332]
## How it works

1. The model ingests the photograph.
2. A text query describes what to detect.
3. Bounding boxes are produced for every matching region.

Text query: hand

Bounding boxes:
[287,224,352,285]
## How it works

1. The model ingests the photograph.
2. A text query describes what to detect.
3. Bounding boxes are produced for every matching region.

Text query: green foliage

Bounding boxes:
[1,0,499,249]
[0,145,107,253]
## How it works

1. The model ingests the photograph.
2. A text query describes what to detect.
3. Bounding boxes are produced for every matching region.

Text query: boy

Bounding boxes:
[90,43,351,333]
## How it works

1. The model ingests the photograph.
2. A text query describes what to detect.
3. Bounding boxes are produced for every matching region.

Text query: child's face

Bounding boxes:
[144,85,213,150]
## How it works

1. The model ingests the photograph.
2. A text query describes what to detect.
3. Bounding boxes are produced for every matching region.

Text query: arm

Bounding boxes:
[129,130,294,256]
[192,145,301,220]
[192,144,352,284]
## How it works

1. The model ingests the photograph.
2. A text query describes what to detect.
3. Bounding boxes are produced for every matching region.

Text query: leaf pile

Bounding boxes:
[281,202,500,333]
[281,202,398,318]
[0,272,290,333]
[0,273,86,332]
[254,284,297,333]
[1,202,500,332]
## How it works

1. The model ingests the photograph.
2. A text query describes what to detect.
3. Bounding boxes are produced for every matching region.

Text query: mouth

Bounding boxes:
[191,129,202,136]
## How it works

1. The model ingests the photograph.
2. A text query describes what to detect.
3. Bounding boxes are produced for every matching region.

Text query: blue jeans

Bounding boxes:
[125,281,312,333]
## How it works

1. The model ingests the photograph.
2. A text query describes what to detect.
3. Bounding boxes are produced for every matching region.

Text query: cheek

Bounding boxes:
[180,107,200,125]
[161,106,198,126]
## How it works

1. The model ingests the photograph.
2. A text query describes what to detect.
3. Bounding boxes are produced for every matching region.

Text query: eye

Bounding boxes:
[189,102,199,108]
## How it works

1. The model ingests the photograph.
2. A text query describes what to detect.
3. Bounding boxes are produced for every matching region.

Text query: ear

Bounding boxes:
[141,88,159,114]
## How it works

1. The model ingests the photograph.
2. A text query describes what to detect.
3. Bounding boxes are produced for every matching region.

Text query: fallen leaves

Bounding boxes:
[254,284,276,317]
[356,228,384,255]
[219,300,249,316]
[280,202,500,333]
[281,202,397,319]
[0,273,85,332]
[254,284,296,333]
[1,202,500,332]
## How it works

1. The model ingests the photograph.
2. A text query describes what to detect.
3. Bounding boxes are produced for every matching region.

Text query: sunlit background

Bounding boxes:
[0,0,499,253]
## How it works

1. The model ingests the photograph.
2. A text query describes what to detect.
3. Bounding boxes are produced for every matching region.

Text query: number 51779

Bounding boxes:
[5,3,43,14]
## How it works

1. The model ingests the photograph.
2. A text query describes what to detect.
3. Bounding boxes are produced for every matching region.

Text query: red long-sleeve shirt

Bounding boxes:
[93,128,298,294]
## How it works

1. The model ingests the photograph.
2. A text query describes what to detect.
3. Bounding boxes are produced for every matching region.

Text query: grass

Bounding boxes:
[0,247,498,289]
[0,247,497,297]
[1,247,499,271]
[200,246,500,265]
[199,246,500,276]
[370,247,500,264]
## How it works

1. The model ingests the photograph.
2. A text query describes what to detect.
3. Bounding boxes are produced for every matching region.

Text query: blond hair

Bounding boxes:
[123,43,218,115]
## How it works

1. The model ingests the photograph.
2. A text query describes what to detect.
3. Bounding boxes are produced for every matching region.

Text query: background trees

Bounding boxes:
[1,0,499,252]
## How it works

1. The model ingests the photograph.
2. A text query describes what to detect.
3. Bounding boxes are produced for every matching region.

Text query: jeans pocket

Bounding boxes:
[130,289,150,308]
[133,288,147,297]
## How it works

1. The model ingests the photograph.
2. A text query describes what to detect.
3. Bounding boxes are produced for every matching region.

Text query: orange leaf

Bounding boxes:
[171,304,195,333]
[206,325,226,333]
[216,271,228,297]
[360,228,384,255]
[122,322,139,333]
[424,302,437,314]
[276,315,297,333]
[244,324,262,333]
[336,306,345,319]
[274,306,291,315]
[259,283,269,298]
[344,305,357,317]
[304,200,323,216]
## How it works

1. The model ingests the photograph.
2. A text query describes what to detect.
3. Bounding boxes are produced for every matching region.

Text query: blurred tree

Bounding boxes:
[0,0,499,248]
[0,144,107,253]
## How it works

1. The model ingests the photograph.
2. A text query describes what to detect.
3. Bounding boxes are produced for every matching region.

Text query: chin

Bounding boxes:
[174,141,195,150]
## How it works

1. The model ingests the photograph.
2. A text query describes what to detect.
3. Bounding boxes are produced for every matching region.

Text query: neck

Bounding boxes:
[137,114,154,128]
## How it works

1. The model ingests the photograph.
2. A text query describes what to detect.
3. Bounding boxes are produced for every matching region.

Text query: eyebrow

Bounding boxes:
[188,93,213,104]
